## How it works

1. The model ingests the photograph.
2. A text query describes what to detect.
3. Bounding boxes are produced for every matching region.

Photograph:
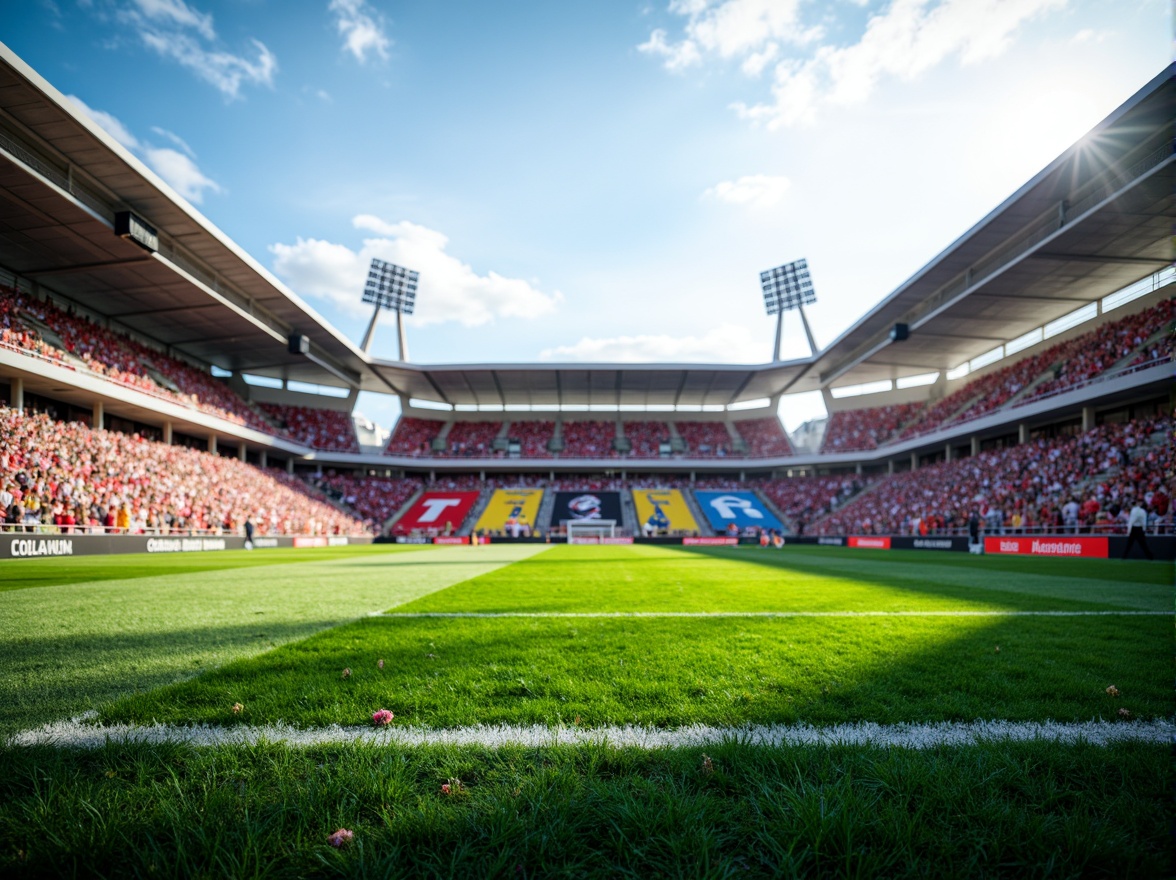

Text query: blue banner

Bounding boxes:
[694,491,783,531]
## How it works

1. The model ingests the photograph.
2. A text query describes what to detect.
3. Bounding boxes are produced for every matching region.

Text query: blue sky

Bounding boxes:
[7,0,1171,429]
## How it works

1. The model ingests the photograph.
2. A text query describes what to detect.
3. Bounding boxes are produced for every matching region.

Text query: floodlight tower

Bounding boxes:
[360,258,419,361]
[760,258,818,361]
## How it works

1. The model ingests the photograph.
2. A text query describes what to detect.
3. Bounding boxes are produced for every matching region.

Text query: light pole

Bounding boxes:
[360,257,419,361]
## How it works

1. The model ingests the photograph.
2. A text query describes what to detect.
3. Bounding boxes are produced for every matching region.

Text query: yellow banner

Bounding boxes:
[475,488,544,532]
[632,489,699,535]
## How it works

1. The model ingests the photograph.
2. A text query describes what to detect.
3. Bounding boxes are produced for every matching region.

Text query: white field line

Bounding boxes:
[369,610,1173,619]
[9,718,1172,750]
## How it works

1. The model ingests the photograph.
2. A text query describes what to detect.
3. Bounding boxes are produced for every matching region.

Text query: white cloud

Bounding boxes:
[704,174,791,207]
[269,215,562,327]
[329,0,391,63]
[68,96,222,203]
[117,0,276,98]
[644,0,1068,127]
[539,324,764,363]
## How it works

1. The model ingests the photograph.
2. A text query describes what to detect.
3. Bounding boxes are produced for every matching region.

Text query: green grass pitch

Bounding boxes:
[1,543,1171,877]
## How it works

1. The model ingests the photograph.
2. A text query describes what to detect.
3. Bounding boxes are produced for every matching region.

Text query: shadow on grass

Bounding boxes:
[0,618,342,737]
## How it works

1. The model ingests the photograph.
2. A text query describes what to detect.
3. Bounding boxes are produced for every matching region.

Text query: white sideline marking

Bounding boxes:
[369,610,1173,619]
[10,718,1171,750]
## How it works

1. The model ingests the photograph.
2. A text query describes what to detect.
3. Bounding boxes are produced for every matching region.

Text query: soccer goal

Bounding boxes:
[565,520,617,544]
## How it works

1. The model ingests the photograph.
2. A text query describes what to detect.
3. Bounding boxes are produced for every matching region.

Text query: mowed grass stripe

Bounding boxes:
[99,613,1168,729]
[12,718,1171,750]
[393,544,1170,614]
[0,543,552,736]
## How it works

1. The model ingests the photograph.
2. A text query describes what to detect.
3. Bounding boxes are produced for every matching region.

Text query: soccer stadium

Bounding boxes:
[0,10,1173,877]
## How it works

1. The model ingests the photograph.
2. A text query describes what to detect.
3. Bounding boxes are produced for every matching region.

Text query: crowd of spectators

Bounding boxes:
[815,418,1172,536]
[896,297,1173,440]
[311,473,421,526]
[1021,299,1173,405]
[675,422,733,457]
[736,417,794,457]
[560,421,618,458]
[757,476,871,530]
[385,418,443,456]
[821,403,922,452]
[510,421,554,458]
[259,403,359,453]
[437,421,502,458]
[0,286,281,435]
[624,421,670,458]
[0,407,364,535]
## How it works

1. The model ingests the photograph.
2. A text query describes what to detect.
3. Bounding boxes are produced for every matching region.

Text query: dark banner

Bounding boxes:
[0,534,372,560]
[892,536,970,552]
[548,491,624,529]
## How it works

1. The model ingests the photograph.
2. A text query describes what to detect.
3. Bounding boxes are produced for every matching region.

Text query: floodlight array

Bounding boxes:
[760,259,816,315]
[362,258,419,314]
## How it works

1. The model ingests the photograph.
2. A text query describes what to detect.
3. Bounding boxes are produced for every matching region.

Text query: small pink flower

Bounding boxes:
[377,659,385,670]
[327,828,353,848]
[231,702,243,714]
[440,783,451,796]
[1118,708,1132,719]
[372,709,394,726]
[1106,685,1120,697]
[341,668,351,680]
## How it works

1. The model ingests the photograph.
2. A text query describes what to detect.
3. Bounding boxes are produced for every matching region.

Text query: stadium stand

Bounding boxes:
[385,417,444,455]
[624,421,670,458]
[0,285,283,436]
[735,417,794,457]
[757,476,872,529]
[815,418,1172,536]
[895,298,1174,440]
[0,407,363,535]
[675,421,733,457]
[510,421,554,458]
[438,421,503,457]
[560,420,618,458]
[312,473,421,526]
[821,403,923,452]
[259,403,359,453]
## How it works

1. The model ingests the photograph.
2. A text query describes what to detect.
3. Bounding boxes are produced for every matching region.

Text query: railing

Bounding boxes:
[817,522,1175,538]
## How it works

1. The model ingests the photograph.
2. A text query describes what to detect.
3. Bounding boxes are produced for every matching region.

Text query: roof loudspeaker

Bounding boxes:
[890,323,909,342]
[288,334,310,355]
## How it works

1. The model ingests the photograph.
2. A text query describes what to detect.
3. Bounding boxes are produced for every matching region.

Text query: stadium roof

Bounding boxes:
[0,40,1170,412]
[0,42,368,389]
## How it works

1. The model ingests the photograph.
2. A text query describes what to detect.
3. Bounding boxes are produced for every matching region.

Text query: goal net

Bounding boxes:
[565,520,617,544]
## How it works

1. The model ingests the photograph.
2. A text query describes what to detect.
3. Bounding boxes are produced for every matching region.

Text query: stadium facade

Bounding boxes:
[0,41,1171,545]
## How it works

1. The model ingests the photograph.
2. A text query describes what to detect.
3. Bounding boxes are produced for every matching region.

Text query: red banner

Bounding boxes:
[682,537,738,546]
[849,536,891,550]
[395,492,480,532]
[984,536,1108,558]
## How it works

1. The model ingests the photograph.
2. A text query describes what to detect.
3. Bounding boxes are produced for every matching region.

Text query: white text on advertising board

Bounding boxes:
[10,538,74,557]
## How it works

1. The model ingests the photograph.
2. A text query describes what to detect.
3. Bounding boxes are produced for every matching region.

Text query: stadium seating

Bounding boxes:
[313,473,421,525]
[510,421,554,458]
[0,406,363,535]
[821,403,923,452]
[816,418,1172,536]
[438,421,502,457]
[385,417,444,455]
[735,417,794,457]
[560,421,618,458]
[624,421,670,458]
[757,475,871,528]
[0,285,284,436]
[259,404,360,453]
[675,421,733,457]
